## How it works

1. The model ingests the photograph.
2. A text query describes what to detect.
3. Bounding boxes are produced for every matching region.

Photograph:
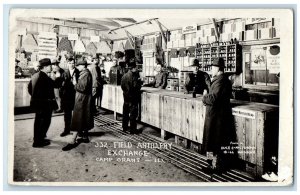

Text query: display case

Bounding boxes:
[195,43,242,74]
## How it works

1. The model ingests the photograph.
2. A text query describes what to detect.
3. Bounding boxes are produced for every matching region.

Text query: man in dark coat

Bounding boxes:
[28,58,56,147]
[184,59,211,94]
[15,59,23,78]
[59,56,79,137]
[121,59,142,134]
[202,58,235,171]
[87,55,102,114]
[109,58,124,85]
[68,58,94,146]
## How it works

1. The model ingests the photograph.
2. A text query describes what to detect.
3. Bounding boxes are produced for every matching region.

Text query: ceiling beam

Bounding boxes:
[110,18,137,23]
[69,18,121,27]
[17,17,109,31]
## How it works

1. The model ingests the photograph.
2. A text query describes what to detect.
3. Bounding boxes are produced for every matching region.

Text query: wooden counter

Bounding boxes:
[101,84,279,177]
[15,79,31,108]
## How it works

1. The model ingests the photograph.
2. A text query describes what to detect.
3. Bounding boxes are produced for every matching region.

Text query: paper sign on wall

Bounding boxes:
[267,45,280,74]
[251,48,266,70]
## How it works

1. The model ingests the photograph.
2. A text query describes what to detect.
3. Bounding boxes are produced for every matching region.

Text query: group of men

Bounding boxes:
[28,54,103,149]
[27,53,234,171]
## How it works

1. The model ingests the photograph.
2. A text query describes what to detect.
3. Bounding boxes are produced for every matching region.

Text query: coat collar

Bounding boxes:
[211,73,225,83]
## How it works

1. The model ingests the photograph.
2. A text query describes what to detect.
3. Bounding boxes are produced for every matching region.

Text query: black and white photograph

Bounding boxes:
[8,9,294,186]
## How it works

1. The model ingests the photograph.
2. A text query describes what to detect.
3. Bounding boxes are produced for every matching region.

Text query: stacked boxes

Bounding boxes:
[258,28,273,39]
[179,71,193,92]
[166,78,179,91]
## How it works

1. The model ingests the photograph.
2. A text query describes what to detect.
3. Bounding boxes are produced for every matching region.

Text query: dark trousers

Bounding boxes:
[34,109,52,143]
[64,109,72,132]
[122,101,138,132]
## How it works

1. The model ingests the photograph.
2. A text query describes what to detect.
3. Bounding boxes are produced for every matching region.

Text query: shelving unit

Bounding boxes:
[195,43,242,74]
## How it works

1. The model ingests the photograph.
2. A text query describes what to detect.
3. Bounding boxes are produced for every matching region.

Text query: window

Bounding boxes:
[243,45,280,89]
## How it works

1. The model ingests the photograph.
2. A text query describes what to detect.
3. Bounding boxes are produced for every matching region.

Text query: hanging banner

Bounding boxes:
[182,24,197,34]
[90,36,100,42]
[267,45,280,74]
[68,33,78,41]
[251,48,266,70]
[73,39,86,53]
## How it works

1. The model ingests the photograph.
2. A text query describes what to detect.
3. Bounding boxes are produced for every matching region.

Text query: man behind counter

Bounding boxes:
[15,59,23,78]
[144,63,168,89]
[184,59,211,95]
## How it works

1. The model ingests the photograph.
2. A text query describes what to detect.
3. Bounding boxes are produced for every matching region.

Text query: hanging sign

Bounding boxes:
[68,33,78,41]
[90,36,100,42]
[38,31,57,60]
[182,25,197,34]
[245,18,272,25]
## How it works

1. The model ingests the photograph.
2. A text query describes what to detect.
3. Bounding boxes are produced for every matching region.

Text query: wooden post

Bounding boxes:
[211,18,220,42]
[161,129,167,140]
[114,85,117,120]
[155,20,167,50]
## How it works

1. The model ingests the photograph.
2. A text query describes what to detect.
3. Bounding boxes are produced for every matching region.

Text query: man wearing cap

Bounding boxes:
[63,58,93,150]
[28,58,56,147]
[202,57,235,172]
[59,55,79,137]
[144,63,168,89]
[87,55,103,114]
[121,59,142,134]
[15,59,23,78]
[184,59,211,94]
[51,57,65,113]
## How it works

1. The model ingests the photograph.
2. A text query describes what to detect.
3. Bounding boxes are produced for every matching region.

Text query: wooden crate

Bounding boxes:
[160,96,205,143]
[232,104,279,176]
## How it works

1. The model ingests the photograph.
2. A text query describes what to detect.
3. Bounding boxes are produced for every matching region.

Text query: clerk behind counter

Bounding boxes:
[184,59,211,95]
[143,63,168,89]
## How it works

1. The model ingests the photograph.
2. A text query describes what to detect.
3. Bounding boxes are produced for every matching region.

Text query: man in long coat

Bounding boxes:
[202,58,235,171]
[87,55,102,114]
[59,56,79,137]
[121,59,142,134]
[69,58,94,144]
[28,58,56,147]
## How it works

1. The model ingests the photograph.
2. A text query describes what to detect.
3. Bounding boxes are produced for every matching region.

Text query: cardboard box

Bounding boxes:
[258,28,273,39]
[245,30,258,40]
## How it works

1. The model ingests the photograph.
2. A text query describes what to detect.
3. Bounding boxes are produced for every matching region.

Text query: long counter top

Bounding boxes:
[101,84,279,177]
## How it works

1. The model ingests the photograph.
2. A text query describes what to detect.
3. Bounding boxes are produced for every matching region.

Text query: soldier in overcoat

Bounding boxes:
[202,58,236,171]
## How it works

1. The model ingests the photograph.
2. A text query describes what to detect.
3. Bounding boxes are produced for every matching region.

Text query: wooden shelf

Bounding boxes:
[195,43,242,74]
